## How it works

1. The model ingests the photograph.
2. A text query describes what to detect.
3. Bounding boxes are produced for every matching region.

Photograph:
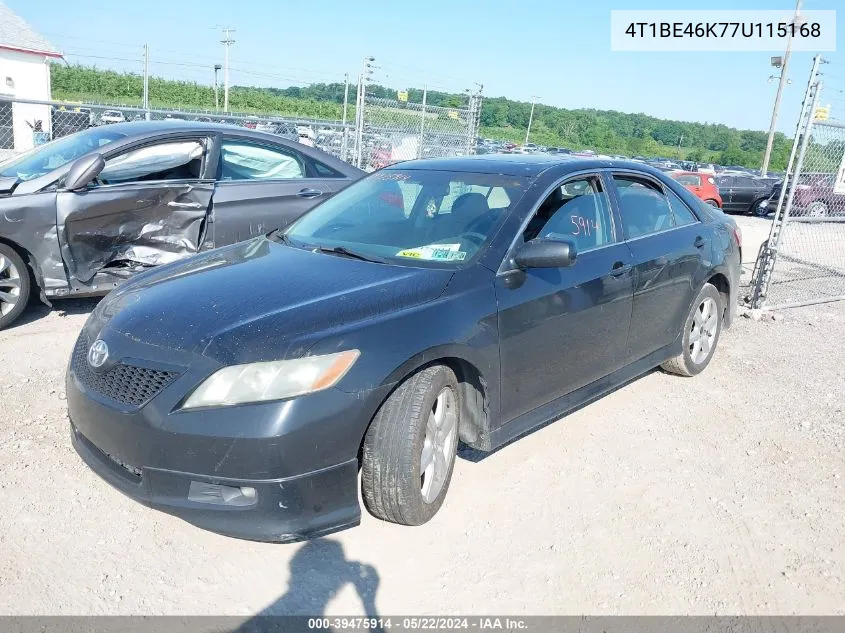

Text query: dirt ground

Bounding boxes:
[1,215,843,616]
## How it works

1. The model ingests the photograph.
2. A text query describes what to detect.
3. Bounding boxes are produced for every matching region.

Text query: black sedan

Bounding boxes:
[714,174,778,216]
[67,155,741,542]
[0,121,363,329]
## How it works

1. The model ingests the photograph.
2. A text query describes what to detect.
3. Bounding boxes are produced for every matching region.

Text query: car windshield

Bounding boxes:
[285,168,530,267]
[0,127,127,182]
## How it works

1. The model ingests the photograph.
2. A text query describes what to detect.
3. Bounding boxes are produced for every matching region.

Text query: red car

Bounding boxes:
[672,171,722,208]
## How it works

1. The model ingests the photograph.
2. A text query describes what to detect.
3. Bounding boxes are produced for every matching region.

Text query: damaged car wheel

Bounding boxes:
[0,244,30,330]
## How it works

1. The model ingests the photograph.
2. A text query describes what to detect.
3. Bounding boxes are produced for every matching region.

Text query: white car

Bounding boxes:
[99,110,126,124]
[697,163,717,174]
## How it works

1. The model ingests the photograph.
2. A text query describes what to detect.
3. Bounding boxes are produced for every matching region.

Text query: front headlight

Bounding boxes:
[181,350,360,409]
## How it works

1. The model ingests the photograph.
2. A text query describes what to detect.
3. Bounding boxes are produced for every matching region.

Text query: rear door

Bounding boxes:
[730,176,758,213]
[608,173,705,363]
[716,176,735,211]
[56,135,214,286]
[209,136,352,246]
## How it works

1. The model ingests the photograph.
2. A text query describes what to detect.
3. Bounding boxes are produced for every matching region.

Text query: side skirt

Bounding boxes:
[483,343,678,452]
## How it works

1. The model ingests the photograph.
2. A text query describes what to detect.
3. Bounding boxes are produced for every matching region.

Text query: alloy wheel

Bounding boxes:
[689,297,719,365]
[420,387,457,504]
[0,254,21,317]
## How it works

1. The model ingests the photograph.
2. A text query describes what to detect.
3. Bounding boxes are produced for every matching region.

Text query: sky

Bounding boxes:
[7,0,844,134]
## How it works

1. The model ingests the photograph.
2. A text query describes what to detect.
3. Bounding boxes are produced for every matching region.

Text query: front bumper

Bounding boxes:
[67,328,383,542]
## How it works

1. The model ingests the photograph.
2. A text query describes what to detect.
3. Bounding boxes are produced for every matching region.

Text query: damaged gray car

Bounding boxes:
[0,120,363,329]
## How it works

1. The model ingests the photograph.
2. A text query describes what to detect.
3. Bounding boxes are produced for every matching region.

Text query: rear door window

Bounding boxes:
[666,189,699,227]
[612,175,674,239]
[219,140,305,180]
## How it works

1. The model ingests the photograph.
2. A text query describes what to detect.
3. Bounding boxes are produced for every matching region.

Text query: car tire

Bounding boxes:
[361,364,460,526]
[705,200,719,208]
[807,201,828,218]
[752,199,770,217]
[0,244,31,331]
[661,283,723,377]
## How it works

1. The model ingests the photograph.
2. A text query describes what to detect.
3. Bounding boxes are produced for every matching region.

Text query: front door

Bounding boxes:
[210,137,352,246]
[496,173,634,423]
[56,137,214,286]
[608,174,705,362]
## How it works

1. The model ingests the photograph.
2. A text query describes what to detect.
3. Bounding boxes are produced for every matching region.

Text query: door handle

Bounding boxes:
[609,261,631,277]
[297,188,323,198]
[694,236,706,249]
[167,201,203,209]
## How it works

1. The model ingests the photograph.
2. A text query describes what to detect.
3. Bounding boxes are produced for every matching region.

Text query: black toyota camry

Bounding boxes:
[67,155,742,542]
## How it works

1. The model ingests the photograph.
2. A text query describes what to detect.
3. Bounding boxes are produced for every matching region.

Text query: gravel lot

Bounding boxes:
[1,215,843,616]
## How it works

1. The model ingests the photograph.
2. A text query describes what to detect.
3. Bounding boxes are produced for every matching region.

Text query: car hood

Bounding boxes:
[91,237,454,364]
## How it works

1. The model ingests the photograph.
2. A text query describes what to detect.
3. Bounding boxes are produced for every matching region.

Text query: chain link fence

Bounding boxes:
[751,110,845,309]
[0,96,353,163]
[353,91,481,171]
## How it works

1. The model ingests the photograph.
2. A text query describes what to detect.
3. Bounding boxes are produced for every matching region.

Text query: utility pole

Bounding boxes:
[341,73,350,161]
[142,44,150,117]
[524,96,539,145]
[761,0,802,175]
[221,28,235,113]
[213,64,222,112]
[677,133,683,158]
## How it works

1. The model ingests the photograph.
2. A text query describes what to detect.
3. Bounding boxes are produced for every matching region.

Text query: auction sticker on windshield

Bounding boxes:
[396,243,467,261]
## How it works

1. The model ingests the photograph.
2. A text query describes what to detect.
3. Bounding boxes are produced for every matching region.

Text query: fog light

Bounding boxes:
[188,481,258,506]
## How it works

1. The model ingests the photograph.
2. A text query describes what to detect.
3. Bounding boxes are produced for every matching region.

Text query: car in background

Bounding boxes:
[697,163,717,174]
[672,171,722,208]
[67,155,741,542]
[99,110,126,125]
[0,120,364,329]
[763,173,845,218]
[715,174,777,216]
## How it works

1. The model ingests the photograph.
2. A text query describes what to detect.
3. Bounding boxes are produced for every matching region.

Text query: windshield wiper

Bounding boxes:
[311,245,387,264]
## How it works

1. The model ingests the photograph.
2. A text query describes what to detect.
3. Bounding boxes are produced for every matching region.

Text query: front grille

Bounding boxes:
[71,334,180,408]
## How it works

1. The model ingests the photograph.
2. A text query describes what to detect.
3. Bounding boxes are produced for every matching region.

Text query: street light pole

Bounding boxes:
[761,0,802,175]
[524,96,539,145]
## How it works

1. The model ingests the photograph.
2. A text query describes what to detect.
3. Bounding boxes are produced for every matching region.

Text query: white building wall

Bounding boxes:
[0,48,53,152]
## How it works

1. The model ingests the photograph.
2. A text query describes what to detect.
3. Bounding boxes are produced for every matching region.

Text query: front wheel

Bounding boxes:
[661,283,723,377]
[705,200,719,208]
[0,244,31,331]
[361,364,460,525]
[752,200,770,217]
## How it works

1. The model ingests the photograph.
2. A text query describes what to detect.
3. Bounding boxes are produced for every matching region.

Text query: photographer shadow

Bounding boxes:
[233,538,381,633]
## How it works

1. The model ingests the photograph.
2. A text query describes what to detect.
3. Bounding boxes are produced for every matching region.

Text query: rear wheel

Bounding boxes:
[0,244,30,331]
[661,283,723,377]
[807,201,828,218]
[361,364,460,526]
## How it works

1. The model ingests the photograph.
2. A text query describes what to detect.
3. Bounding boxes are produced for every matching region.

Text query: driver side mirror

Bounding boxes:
[513,238,577,269]
[64,153,105,191]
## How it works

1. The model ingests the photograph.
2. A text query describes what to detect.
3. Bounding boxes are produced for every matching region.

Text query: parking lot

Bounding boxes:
[0,216,842,616]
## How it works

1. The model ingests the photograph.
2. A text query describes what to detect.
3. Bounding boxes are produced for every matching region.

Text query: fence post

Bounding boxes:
[418,86,427,159]
[753,81,822,308]
[341,73,349,162]
[750,55,822,308]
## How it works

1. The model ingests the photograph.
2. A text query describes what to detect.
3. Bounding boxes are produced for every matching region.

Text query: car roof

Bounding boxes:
[388,154,667,177]
[99,119,249,137]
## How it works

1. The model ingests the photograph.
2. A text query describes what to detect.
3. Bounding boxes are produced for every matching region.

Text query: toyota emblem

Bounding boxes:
[88,339,109,368]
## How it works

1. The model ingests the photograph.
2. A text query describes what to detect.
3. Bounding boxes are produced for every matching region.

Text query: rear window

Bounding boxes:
[674,174,701,186]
